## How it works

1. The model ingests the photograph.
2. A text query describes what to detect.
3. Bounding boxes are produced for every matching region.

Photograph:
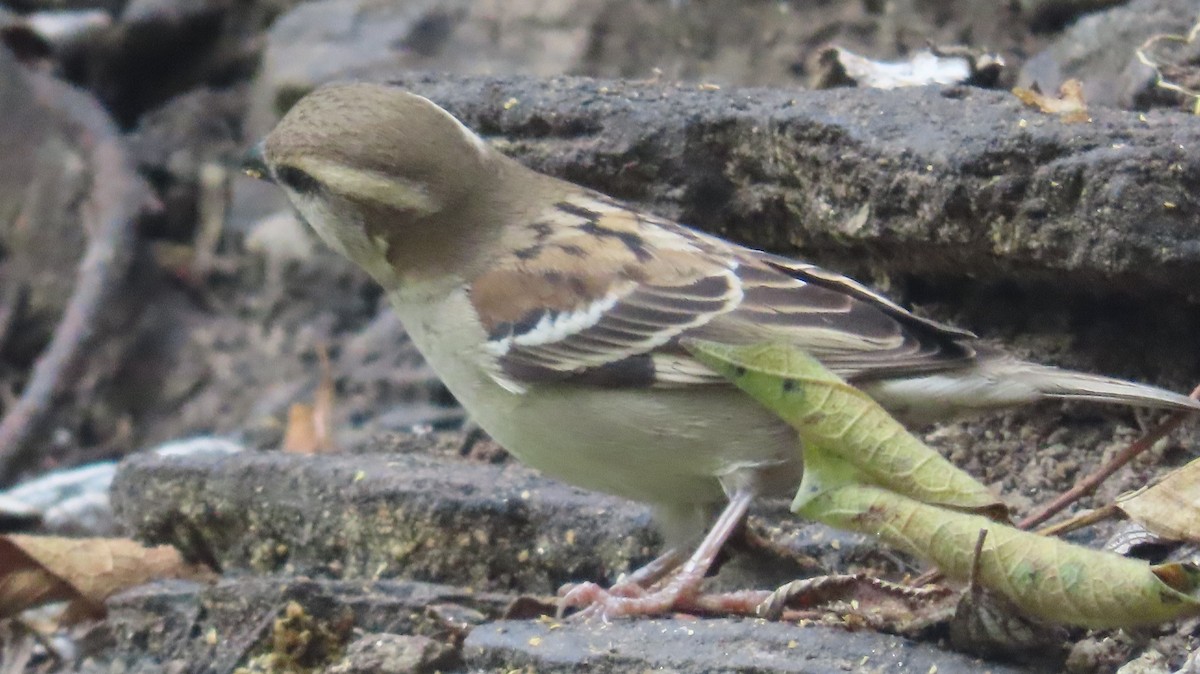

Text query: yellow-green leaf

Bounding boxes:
[798,481,1200,628]
[684,339,1006,518]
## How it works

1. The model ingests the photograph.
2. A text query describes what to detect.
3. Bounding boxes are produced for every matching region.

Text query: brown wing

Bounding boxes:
[468,192,975,392]
[696,252,976,381]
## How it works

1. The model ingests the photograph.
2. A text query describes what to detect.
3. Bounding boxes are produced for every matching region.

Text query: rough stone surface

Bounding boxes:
[100,576,513,674]
[464,619,1032,674]
[328,633,456,674]
[1019,0,1200,109]
[102,434,1105,672]
[267,72,1200,390]
[110,435,899,587]
[98,575,1035,674]
[111,437,663,592]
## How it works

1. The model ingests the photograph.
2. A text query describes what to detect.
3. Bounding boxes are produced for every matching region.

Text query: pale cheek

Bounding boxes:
[286,190,402,288]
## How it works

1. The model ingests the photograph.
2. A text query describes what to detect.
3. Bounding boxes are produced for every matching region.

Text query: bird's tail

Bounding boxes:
[1001,361,1200,412]
[863,358,1200,423]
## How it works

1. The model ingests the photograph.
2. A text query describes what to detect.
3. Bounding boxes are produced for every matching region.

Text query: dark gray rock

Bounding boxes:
[111,437,662,592]
[273,73,1200,388]
[328,633,457,674]
[101,576,514,674]
[464,618,1030,674]
[99,575,1037,674]
[103,434,1066,672]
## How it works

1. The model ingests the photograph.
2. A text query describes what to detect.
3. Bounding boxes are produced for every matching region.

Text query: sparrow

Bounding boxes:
[246,82,1200,618]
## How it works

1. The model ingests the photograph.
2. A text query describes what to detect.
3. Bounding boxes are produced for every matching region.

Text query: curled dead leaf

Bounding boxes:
[1117,456,1200,544]
[0,535,215,623]
[1013,79,1090,123]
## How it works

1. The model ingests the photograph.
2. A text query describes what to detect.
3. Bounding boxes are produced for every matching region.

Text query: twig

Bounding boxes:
[1135,20,1200,114]
[1017,384,1200,530]
[968,529,987,590]
[1034,503,1121,537]
[0,74,144,484]
[755,573,951,620]
[911,395,1198,587]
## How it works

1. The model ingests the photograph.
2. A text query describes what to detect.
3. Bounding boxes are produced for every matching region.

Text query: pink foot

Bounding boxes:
[557,490,756,621]
[558,581,688,620]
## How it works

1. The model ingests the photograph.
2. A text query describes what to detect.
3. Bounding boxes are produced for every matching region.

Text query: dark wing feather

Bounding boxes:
[693,253,976,381]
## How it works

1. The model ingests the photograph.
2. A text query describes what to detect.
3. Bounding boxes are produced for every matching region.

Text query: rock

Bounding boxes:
[98,575,1036,674]
[378,75,1200,303]
[100,576,513,674]
[110,435,662,591]
[1019,0,1200,109]
[110,432,881,592]
[464,618,1030,674]
[328,633,456,674]
[254,72,1200,386]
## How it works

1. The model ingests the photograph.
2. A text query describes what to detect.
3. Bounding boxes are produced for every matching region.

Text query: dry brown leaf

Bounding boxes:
[0,535,214,623]
[282,403,320,455]
[1117,457,1200,543]
[283,344,338,454]
[1013,79,1090,123]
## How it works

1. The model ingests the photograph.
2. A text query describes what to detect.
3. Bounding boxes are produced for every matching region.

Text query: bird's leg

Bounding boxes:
[559,489,754,619]
[619,547,685,589]
[557,547,684,607]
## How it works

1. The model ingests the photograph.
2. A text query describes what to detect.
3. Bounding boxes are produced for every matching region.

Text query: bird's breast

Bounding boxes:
[390,288,801,506]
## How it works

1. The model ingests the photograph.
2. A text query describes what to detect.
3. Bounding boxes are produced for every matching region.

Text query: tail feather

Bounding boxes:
[862,358,1200,424]
[1013,363,1200,412]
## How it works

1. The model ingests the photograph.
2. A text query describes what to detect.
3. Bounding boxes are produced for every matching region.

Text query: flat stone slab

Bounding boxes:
[100,576,1033,674]
[102,576,512,673]
[111,437,662,593]
[465,618,1031,674]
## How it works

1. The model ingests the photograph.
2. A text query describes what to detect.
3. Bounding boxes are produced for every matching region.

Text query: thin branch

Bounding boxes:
[1017,385,1200,530]
[0,74,144,484]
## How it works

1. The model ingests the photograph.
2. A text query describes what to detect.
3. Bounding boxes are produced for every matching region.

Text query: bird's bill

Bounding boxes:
[241,141,272,182]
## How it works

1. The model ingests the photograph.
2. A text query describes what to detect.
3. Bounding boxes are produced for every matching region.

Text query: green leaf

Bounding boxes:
[683,340,1006,518]
[797,481,1200,628]
[685,338,1200,629]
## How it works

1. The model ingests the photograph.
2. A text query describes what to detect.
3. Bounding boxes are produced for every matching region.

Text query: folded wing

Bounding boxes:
[468,193,975,393]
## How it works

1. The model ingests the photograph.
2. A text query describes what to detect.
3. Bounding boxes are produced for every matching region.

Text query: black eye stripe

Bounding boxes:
[276,165,322,194]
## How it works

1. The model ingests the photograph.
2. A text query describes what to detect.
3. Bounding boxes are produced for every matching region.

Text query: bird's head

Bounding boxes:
[247,82,508,291]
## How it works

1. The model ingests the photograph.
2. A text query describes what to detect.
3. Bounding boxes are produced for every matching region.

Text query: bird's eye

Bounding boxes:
[276,166,322,194]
